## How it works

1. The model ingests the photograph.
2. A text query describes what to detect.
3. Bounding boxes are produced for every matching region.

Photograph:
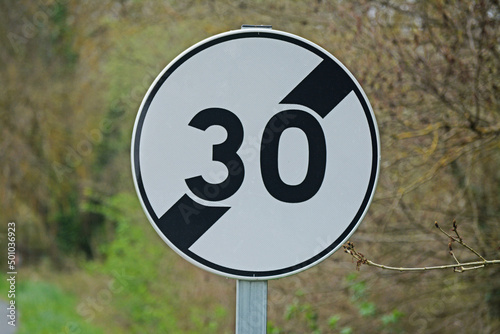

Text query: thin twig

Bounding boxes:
[450,251,461,267]
[451,219,462,241]
[343,242,499,272]
[358,258,496,272]
[344,220,499,272]
[447,222,464,271]
[434,221,486,261]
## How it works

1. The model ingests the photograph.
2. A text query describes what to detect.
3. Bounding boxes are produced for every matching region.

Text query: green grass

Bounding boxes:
[16,281,103,334]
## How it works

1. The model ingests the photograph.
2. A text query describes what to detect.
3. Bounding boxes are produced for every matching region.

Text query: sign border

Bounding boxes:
[131,28,380,280]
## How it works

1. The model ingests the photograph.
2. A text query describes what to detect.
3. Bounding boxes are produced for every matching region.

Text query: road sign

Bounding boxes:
[131,28,380,280]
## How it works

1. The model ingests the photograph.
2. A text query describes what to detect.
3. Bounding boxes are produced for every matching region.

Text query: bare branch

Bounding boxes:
[434,220,486,261]
[344,220,499,272]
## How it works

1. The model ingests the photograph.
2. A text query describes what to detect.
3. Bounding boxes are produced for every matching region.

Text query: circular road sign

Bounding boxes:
[131,28,380,280]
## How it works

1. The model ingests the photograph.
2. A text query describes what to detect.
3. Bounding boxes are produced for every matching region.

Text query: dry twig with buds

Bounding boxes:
[343,220,500,272]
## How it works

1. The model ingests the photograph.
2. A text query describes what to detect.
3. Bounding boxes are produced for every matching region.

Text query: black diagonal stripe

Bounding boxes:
[279,59,356,118]
[157,194,230,252]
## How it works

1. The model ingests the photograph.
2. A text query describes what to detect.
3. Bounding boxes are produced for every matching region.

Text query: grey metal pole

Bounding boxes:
[236,280,268,334]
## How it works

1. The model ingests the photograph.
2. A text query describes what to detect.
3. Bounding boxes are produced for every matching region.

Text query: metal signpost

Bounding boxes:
[132,26,379,333]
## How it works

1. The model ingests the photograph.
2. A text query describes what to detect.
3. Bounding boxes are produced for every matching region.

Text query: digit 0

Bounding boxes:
[260,110,326,203]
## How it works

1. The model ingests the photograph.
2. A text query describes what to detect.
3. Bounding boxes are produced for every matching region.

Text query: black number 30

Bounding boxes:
[186,108,326,203]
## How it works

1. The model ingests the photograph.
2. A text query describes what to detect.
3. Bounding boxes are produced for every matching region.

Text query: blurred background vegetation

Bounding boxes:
[0,0,498,333]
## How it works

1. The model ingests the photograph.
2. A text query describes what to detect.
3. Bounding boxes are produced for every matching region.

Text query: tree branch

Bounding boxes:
[343,220,500,272]
[434,219,486,261]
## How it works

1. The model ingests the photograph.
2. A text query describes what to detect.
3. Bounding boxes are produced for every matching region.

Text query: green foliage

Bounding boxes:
[327,314,341,329]
[346,273,368,303]
[340,327,353,334]
[284,293,352,334]
[285,299,320,331]
[381,309,405,326]
[358,301,377,317]
[280,274,407,333]
[54,192,80,253]
[87,193,180,332]
[84,192,229,333]
[49,1,79,66]
[189,305,228,334]
[345,273,405,331]
[16,281,103,334]
[267,322,284,334]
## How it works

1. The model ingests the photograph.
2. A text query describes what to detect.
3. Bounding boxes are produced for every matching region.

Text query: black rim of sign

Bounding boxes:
[132,30,379,279]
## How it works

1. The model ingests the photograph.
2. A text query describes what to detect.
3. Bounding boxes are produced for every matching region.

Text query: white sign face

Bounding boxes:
[132,28,380,280]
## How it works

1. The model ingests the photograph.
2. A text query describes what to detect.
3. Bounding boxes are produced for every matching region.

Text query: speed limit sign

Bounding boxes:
[131,28,380,280]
